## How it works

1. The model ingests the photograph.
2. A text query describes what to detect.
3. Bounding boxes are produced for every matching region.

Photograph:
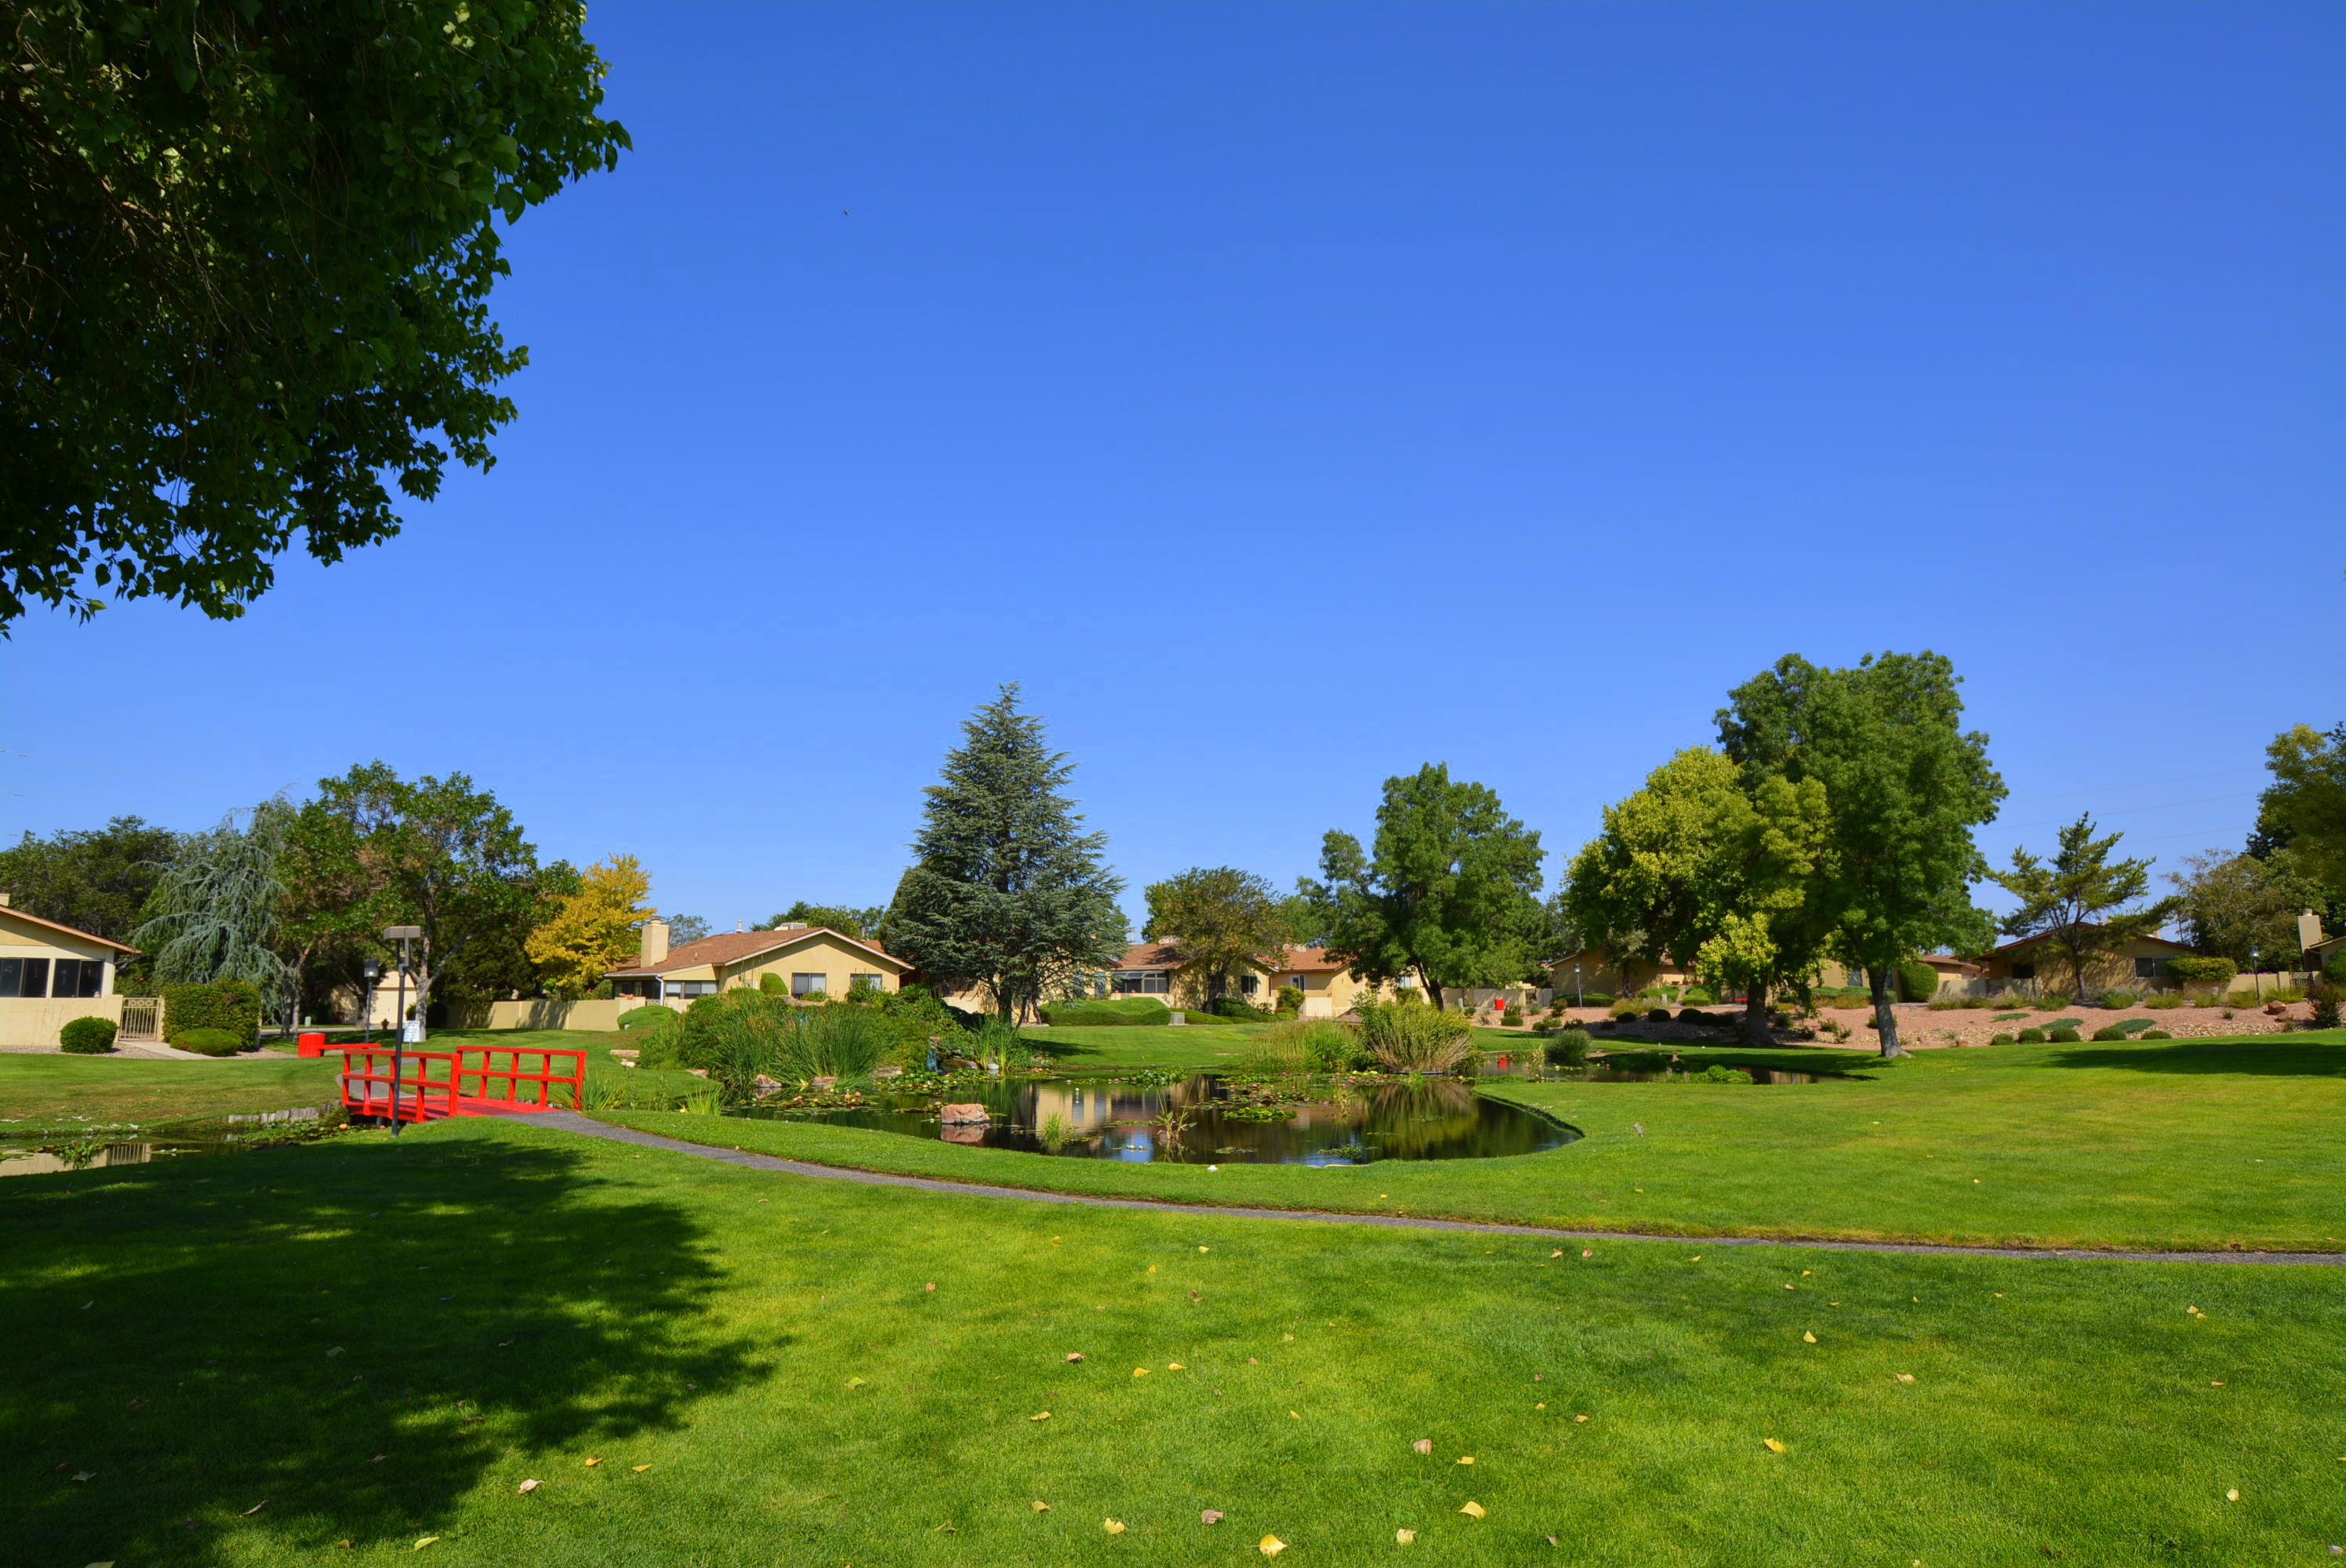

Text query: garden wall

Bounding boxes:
[0,993,126,1047]
[472,997,665,1032]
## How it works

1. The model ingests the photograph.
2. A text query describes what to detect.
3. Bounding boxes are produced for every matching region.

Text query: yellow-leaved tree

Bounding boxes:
[526,855,656,996]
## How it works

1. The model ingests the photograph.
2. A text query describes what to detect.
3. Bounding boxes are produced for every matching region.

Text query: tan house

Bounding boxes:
[1544,946,1697,1000]
[1818,954,1985,996]
[1978,927,2195,996]
[0,895,139,1047]
[605,920,911,1002]
[1108,941,1400,1018]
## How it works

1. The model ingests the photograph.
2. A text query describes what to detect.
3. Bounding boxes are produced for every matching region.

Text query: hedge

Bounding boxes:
[619,1004,677,1032]
[172,1027,247,1057]
[1895,960,1940,1004]
[1037,998,1172,1027]
[59,1015,118,1054]
[162,979,260,1047]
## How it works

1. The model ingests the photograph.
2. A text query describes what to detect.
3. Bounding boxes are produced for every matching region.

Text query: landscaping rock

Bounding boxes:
[939,1102,990,1123]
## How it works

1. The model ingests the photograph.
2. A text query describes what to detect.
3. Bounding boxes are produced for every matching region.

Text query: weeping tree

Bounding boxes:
[132,797,296,1029]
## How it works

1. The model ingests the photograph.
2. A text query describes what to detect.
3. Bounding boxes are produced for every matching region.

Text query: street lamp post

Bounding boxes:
[1574,964,1583,1010]
[383,926,423,1136]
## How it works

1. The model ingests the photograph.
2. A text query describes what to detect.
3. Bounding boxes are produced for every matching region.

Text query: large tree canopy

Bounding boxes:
[0,814,180,946]
[1303,764,1546,1010]
[1,1,627,629]
[2253,722,2346,899]
[1719,652,2003,1056]
[884,685,1128,1022]
[1142,866,1291,1007]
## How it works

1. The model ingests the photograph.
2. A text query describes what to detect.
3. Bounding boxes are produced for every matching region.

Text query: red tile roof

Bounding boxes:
[605,926,909,978]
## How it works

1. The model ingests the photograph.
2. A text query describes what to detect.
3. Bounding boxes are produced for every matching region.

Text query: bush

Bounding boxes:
[687,990,897,1099]
[1895,960,1940,1004]
[1274,985,1304,1016]
[2327,952,2346,985]
[2311,987,2341,1030]
[1989,1032,2014,1046]
[1679,986,1716,1005]
[619,1004,676,1031]
[1355,996,1477,1073]
[2046,1027,2081,1043]
[2141,991,2186,1009]
[1609,998,1644,1018]
[2016,1027,2046,1044]
[1698,1064,1754,1083]
[2166,956,2238,994]
[1038,997,1173,1026]
[1645,1007,1672,1022]
[1543,1028,1592,1066]
[163,979,260,1047]
[757,972,787,996]
[1926,996,1964,1011]
[173,1026,246,1056]
[2090,1025,2126,1041]
[1258,1018,1369,1073]
[2261,985,2304,1005]
[1577,992,1614,1008]
[1210,996,1275,1022]
[2141,1028,2173,1040]
[2034,995,2072,1011]
[59,1015,118,1054]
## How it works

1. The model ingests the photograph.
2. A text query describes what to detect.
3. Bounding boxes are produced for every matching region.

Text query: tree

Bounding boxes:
[762,902,886,941]
[2253,723,2346,895]
[1563,748,1829,1043]
[666,914,713,947]
[1142,867,1292,1007]
[288,763,543,1029]
[2169,848,2321,973]
[131,799,294,1013]
[2,2,628,630]
[526,855,656,996]
[1988,815,2181,1000]
[883,686,1128,1022]
[1302,764,1546,1010]
[1719,652,2003,1057]
[0,815,180,950]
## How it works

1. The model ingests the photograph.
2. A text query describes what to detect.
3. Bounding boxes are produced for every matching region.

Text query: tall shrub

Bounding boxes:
[1355,996,1476,1073]
[162,979,260,1046]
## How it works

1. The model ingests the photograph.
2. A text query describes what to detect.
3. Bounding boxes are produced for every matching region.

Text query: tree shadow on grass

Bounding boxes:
[0,1124,768,1565]
[2043,1036,2346,1076]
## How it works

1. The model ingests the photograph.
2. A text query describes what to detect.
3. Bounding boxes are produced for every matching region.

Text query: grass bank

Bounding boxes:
[607,1033,2346,1253]
[6,1115,2339,1566]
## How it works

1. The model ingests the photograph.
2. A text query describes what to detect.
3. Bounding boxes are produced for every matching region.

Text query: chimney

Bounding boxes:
[777,921,808,931]
[0,891,11,906]
[640,919,670,969]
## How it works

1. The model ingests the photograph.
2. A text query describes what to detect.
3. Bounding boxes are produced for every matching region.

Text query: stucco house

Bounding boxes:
[1543,946,1697,1000]
[0,895,139,1047]
[1817,954,1985,996]
[1108,940,1396,1018]
[605,920,911,1001]
[1977,927,2196,996]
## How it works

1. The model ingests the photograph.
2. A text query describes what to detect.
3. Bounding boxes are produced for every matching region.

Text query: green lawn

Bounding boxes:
[608,1033,2346,1253]
[7,1114,2342,1567]
[0,1029,693,1137]
[1029,1020,1269,1072]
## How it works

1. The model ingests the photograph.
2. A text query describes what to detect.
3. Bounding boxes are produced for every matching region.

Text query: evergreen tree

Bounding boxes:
[0,815,180,951]
[1991,815,2182,998]
[884,686,1127,1022]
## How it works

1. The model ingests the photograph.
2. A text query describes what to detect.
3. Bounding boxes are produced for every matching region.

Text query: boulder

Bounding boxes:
[939,1102,990,1124]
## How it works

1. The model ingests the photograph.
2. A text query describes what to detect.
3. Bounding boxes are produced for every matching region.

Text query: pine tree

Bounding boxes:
[884,685,1128,1021]
[1991,815,2181,998]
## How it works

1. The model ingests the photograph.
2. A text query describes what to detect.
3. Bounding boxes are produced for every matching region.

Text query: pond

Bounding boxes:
[0,1134,234,1178]
[726,1073,1578,1165]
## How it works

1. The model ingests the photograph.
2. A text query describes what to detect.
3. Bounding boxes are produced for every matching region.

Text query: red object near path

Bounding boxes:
[297,1032,329,1057]
[340,1044,586,1123]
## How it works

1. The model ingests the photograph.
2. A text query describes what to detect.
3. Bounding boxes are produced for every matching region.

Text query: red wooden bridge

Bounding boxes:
[340,1044,588,1123]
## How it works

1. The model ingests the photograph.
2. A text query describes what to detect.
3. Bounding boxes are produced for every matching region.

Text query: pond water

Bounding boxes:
[0,1135,234,1179]
[727,1073,1578,1165]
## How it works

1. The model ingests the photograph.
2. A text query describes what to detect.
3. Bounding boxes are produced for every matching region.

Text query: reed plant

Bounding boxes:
[1354,996,1476,1073]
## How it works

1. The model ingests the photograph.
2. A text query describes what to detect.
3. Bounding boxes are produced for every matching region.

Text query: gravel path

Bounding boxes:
[523,1111,2343,1267]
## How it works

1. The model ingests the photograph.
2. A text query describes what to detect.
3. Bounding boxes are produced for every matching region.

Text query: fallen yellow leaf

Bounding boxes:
[1259,1535,1287,1556]
[583,1457,601,1468]
[1535,1403,1546,1410]
[1895,1373,1916,1384]
[1199,1246,1210,1252]
[1803,1331,1818,1344]
[517,1479,539,1494]
[1168,1363,1185,1371]
[1032,1501,1051,1512]
[1459,1500,1487,1519]
[1103,1518,1126,1534]
[1030,1411,1052,1421]
[1574,1414,1589,1424]
[1396,1527,1418,1544]
[1147,1265,1157,1274]
[1801,1269,1811,1276]
[413,1540,439,1552]
[1551,1250,1563,1258]
[631,1464,652,1473]
[1455,1455,1474,1465]
[1288,1410,1300,1419]
[1763,1438,1787,1454]
[1281,1333,1295,1341]
[2224,1488,2239,1502]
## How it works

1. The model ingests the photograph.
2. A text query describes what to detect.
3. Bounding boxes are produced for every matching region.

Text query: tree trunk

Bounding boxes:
[1741,982,1771,1045]
[1871,965,1902,1057]
[1422,969,1444,1011]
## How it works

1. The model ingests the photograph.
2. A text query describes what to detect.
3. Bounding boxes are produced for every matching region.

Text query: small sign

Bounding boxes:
[401,1020,423,1044]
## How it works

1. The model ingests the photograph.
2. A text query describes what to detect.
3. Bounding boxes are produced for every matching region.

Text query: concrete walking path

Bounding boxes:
[521,1111,2344,1267]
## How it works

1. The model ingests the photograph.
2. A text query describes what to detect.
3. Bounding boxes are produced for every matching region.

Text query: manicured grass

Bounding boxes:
[0,1029,694,1137]
[609,1033,2346,1252]
[0,1051,344,1134]
[6,1115,2340,1567]
[1027,1021,1269,1072]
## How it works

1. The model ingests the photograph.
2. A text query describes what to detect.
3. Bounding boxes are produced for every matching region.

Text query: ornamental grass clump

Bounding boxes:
[693,991,896,1100]
[1356,996,1476,1074]
[1543,1028,1592,1066]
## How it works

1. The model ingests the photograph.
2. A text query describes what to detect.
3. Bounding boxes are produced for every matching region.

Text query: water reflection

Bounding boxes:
[728,1073,1577,1165]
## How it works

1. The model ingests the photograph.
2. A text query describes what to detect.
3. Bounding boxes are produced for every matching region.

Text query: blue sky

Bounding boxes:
[5,2,2341,936]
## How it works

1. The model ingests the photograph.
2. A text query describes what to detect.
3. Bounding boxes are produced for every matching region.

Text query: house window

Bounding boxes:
[663,979,715,998]
[49,958,103,998]
[849,973,884,992]
[2009,963,2035,981]
[0,957,52,997]
[2134,956,2167,980]
[1113,971,1168,995]
[791,973,826,997]
[1240,974,1259,996]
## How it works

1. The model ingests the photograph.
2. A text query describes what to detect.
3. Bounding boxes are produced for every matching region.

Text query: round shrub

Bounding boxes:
[2090,1025,2126,1041]
[1896,960,1940,1004]
[173,1026,246,1056]
[1679,986,1716,1005]
[619,1004,677,1031]
[1698,1064,1754,1083]
[59,1015,118,1054]
[1989,1032,2014,1046]
[2016,1027,2046,1044]
[1645,1007,1672,1023]
[2141,1028,2173,1040]
[2046,1026,2082,1044]
[1543,1028,1592,1066]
